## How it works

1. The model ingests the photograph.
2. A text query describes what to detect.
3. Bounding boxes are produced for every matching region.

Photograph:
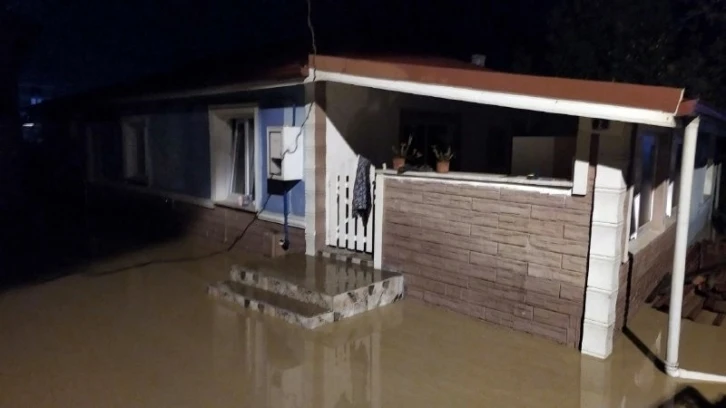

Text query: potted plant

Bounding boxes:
[432,145,454,173]
[391,135,421,170]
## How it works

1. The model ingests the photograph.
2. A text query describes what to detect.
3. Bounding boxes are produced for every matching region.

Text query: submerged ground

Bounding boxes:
[1,237,726,407]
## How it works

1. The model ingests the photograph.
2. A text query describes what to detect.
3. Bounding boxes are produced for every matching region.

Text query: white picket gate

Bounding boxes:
[326,163,377,254]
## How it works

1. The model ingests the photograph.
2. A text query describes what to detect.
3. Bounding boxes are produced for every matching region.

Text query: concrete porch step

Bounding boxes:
[208,254,404,329]
[318,247,373,267]
[229,254,403,318]
[207,281,335,329]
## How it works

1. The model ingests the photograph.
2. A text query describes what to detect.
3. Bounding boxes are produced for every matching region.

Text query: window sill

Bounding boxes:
[628,216,676,256]
[376,169,573,189]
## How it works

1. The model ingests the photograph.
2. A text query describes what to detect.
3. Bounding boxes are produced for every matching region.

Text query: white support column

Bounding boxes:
[664,116,726,383]
[373,173,385,270]
[665,117,699,374]
[304,83,327,256]
[581,119,632,359]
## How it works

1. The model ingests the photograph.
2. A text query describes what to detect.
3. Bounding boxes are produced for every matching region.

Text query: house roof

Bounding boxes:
[676,99,726,123]
[311,55,685,114]
[38,52,709,128]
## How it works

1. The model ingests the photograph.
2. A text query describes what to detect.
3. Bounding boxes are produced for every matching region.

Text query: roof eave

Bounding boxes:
[308,69,677,128]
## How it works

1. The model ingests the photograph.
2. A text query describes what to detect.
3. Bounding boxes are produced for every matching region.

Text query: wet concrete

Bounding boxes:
[1,239,726,407]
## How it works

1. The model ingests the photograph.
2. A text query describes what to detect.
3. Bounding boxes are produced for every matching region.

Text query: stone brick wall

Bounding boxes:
[615,222,705,331]
[381,176,593,347]
[627,224,677,321]
[88,185,305,256]
[614,261,630,332]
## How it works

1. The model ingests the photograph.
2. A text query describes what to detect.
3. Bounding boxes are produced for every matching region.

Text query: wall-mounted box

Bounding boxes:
[267,126,303,181]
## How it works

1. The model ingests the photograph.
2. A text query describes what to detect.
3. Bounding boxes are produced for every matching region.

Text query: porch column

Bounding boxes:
[581,119,632,359]
[304,82,327,256]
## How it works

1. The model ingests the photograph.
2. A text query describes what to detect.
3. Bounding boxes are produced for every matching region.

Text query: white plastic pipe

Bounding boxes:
[665,116,726,383]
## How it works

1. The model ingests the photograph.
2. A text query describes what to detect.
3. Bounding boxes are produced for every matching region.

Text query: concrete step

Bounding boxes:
[229,255,404,319]
[207,281,335,329]
[318,247,373,267]
[208,254,404,329]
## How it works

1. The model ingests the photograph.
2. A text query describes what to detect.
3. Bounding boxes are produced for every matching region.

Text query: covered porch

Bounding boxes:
[302,55,721,363]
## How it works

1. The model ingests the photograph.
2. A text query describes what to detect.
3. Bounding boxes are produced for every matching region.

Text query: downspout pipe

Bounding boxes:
[665,116,726,383]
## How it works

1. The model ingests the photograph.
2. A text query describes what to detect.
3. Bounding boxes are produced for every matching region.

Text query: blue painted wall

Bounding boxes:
[109,85,306,217]
[146,107,211,199]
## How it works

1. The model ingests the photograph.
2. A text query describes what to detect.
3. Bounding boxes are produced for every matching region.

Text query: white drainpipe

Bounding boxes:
[665,116,726,383]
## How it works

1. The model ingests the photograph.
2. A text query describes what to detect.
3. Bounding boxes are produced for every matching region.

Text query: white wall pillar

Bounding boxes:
[304,83,327,256]
[581,119,632,359]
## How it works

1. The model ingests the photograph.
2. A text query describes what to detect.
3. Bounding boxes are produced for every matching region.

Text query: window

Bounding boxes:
[121,117,150,185]
[700,134,715,203]
[630,132,658,239]
[208,105,258,209]
[667,138,682,217]
[228,118,255,203]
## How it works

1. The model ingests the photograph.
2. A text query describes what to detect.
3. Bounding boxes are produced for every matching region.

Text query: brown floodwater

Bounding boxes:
[1,239,725,407]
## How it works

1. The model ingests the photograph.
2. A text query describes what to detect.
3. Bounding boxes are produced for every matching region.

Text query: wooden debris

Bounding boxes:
[647,239,726,326]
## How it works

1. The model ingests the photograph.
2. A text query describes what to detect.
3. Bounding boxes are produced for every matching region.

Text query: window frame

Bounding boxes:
[228,117,256,204]
[208,104,261,211]
[629,128,661,240]
[120,116,152,186]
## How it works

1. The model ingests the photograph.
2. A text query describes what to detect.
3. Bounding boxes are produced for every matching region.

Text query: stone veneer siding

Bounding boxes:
[88,185,305,256]
[614,222,702,331]
[381,176,594,347]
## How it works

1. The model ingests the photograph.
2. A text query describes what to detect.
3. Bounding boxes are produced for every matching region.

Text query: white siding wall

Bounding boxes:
[324,82,500,174]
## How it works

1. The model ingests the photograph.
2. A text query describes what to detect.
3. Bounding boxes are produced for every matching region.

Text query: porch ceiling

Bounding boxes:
[308,55,684,129]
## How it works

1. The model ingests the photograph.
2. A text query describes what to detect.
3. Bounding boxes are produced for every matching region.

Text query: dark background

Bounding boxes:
[2,0,725,288]
[10,0,556,96]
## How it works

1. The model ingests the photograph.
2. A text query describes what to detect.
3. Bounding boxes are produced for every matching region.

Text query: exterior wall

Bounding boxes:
[580,120,632,359]
[146,109,211,198]
[511,136,577,178]
[610,125,716,341]
[304,82,327,255]
[381,176,593,347]
[87,184,305,256]
[87,86,307,223]
[325,82,528,173]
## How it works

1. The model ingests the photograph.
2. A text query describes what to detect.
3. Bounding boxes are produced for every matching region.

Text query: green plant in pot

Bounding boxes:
[391,135,422,170]
[432,145,454,173]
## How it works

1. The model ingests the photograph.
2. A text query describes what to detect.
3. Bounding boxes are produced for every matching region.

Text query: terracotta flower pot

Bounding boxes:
[436,160,450,173]
[392,156,406,170]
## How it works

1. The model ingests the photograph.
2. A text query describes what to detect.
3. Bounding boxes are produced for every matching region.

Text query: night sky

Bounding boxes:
[15,0,556,95]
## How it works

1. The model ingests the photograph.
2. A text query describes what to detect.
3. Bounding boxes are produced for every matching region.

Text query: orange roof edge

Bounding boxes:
[309,54,685,114]
[676,98,726,123]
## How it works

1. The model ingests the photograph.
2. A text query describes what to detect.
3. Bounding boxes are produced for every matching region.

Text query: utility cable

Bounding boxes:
[86,0,317,276]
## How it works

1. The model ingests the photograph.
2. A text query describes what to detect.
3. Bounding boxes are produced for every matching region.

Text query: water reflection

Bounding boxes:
[213,301,399,408]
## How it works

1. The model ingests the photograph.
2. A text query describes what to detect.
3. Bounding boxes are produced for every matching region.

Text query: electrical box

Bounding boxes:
[267,126,303,181]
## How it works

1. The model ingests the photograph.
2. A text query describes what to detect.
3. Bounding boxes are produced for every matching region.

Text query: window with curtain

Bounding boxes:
[229,118,255,202]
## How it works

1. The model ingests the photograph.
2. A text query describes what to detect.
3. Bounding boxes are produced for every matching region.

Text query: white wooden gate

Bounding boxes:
[326,162,377,253]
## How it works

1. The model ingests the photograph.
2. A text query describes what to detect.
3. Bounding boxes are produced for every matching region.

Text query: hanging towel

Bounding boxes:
[352,155,372,224]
